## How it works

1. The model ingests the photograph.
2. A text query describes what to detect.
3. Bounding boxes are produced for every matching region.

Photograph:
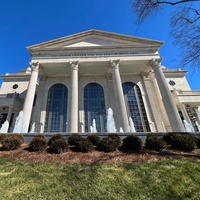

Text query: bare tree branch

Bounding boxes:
[170,6,200,67]
[132,0,200,68]
[155,0,200,6]
[132,0,200,24]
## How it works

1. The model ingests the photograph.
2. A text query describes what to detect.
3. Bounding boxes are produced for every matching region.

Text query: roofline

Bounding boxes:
[0,74,31,79]
[27,29,164,50]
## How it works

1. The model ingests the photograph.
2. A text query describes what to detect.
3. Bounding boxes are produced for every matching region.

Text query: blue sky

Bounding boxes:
[0,0,199,89]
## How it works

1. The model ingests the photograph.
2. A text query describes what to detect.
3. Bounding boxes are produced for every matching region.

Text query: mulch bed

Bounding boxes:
[0,144,200,165]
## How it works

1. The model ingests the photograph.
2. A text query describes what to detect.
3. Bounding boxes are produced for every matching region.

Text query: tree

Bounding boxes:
[132,0,200,68]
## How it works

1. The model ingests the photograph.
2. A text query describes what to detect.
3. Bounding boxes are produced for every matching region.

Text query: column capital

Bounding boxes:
[30,62,39,72]
[70,61,79,71]
[110,59,120,69]
[141,70,153,79]
[151,58,162,69]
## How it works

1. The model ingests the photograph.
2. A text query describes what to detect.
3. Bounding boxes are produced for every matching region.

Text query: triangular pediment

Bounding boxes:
[27,30,164,52]
[64,38,126,48]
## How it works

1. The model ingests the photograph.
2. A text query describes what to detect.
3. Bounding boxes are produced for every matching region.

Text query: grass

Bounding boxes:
[0,159,200,200]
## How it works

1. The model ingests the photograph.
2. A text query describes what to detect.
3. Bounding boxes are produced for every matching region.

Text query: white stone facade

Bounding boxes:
[0,30,200,133]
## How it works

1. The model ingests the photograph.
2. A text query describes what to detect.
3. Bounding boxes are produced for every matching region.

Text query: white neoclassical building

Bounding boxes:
[0,30,200,133]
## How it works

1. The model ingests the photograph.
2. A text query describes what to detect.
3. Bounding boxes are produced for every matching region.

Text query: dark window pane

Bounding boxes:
[45,84,68,132]
[84,83,106,132]
[122,82,150,132]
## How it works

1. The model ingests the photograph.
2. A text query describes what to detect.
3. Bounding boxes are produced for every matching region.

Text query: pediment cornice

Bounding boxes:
[27,30,164,57]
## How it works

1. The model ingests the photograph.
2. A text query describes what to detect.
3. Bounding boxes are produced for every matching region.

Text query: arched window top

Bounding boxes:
[122,81,136,85]
[122,81,143,92]
[122,81,138,88]
[122,82,142,96]
[84,82,104,89]
[48,83,67,91]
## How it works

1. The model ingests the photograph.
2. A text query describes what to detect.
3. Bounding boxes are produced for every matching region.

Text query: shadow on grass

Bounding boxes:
[146,148,200,159]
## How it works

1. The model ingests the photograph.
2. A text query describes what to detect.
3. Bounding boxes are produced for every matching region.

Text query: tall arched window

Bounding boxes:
[45,84,68,132]
[122,82,150,132]
[84,83,106,132]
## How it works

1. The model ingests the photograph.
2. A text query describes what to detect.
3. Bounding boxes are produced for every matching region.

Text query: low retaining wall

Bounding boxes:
[5,132,200,143]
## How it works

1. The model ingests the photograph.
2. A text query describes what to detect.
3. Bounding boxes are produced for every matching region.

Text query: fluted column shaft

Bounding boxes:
[152,59,185,132]
[4,105,13,133]
[110,60,129,132]
[195,106,200,122]
[142,72,166,132]
[23,62,39,133]
[69,61,79,133]
[179,103,194,131]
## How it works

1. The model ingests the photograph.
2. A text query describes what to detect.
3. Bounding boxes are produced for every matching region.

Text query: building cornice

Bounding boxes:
[0,74,31,80]
[163,69,188,78]
[27,30,164,50]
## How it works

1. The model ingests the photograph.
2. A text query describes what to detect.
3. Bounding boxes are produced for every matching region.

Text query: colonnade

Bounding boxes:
[21,58,187,133]
[22,60,131,132]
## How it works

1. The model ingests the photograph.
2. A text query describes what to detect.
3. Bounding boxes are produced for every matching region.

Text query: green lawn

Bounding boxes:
[0,159,199,200]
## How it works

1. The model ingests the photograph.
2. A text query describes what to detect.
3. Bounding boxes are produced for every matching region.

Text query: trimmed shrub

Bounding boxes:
[108,134,121,147]
[75,138,93,153]
[196,137,200,149]
[163,133,176,145]
[68,133,82,146]
[48,134,65,146]
[0,134,7,143]
[97,137,118,152]
[29,137,47,152]
[145,133,166,151]
[34,134,45,139]
[2,135,21,150]
[122,135,143,152]
[87,134,100,146]
[171,134,196,152]
[49,139,68,154]
[10,134,25,145]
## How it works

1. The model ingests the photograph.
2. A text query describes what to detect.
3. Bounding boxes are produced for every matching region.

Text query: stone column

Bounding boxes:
[194,106,200,131]
[179,103,194,131]
[23,62,39,133]
[142,72,166,132]
[110,60,130,132]
[3,106,12,133]
[68,61,79,133]
[195,106,200,122]
[152,58,185,132]
[3,92,17,133]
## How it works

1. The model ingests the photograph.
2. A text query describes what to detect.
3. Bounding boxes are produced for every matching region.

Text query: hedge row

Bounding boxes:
[0,133,200,153]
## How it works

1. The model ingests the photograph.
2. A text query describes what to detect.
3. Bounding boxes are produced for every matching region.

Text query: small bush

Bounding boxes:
[34,134,45,139]
[68,134,82,146]
[0,134,7,143]
[97,137,118,152]
[10,134,25,145]
[145,133,166,151]
[122,135,143,152]
[87,134,100,146]
[108,134,121,147]
[171,134,196,152]
[48,134,65,146]
[75,138,93,153]
[163,133,176,145]
[196,137,200,149]
[49,139,68,154]
[29,137,47,152]
[2,135,21,150]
